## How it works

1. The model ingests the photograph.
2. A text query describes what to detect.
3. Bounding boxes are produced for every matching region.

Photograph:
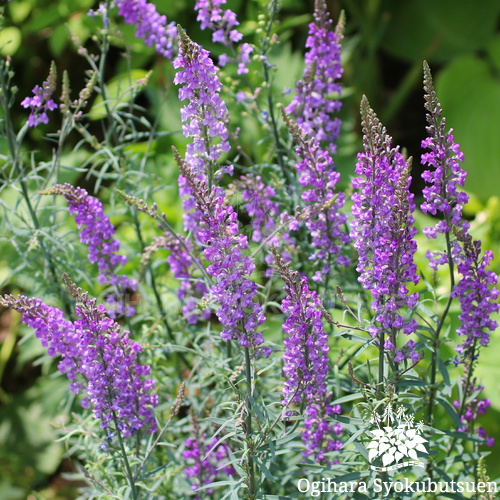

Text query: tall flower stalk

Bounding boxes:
[351,96,420,373]
[0,279,157,438]
[115,0,178,59]
[286,0,343,154]
[41,184,137,318]
[174,150,267,355]
[274,251,342,464]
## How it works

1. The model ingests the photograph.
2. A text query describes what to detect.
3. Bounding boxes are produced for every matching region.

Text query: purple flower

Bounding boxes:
[0,290,157,438]
[278,269,330,408]
[116,0,177,59]
[173,27,232,232]
[41,184,137,318]
[175,151,268,355]
[21,62,58,127]
[351,96,419,361]
[420,61,470,270]
[230,174,280,245]
[452,231,499,359]
[163,233,211,324]
[286,0,343,154]
[284,114,350,280]
[273,252,342,464]
[183,431,235,499]
[302,402,343,465]
[195,0,253,74]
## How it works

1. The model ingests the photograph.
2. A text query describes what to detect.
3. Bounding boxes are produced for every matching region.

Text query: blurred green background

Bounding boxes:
[1,0,499,497]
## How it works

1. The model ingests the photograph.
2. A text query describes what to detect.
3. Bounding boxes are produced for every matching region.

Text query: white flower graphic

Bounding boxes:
[367,405,427,468]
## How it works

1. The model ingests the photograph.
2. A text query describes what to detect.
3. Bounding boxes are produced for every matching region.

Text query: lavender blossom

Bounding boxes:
[0,287,157,438]
[274,252,342,464]
[286,0,343,154]
[183,433,235,498]
[351,97,419,362]
[115,0,177,59]
[421,61,470,270]
[452,230,499,361]
[195,0,253,74]
[174,27,232,232]
[175,150,268,355]
[284,113,350,281]
[302,402,343,464]
[41,184,137,318]
[164,234,212,324]
[229,174,280,245]
[21,61,58,127]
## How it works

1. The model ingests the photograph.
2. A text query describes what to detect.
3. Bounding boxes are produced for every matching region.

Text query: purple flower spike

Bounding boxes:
[174,150,268,355]
[0,289,157,438]
[116,0,177,59]
[21,61,58,127]
[286,0,343,154]
[195,0,253,74]
[284,113,350,279]
[174,26,232,232]
[41,184,137,318]
[452,230,499,360]
[351,96,419,362]
[421,61,470,270]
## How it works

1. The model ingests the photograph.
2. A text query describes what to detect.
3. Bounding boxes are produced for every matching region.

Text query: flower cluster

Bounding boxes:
[351,97,419,362]
[176,151,268,355]
[21,61,58,127]
[285,0,343,154]
[164,234,211,324]
[454,385,495,448]
[284,113,350,281]
[174,27,232,231]
[116,0,177,59]
[274,252,342,463]
[41,184,137,317]
[420,61,470,269]
[183,433,235,498]
[229,174,280,245]
[302,402,342,464]
[0,287,157,438]
[195,0,253,74]
[280,273,330,407]
[452,231,499,360]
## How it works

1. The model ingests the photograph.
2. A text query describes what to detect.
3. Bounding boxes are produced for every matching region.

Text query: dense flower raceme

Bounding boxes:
[115,0,177,59]
[454,385,495,448]
[232,174,280,245]
[183,434,235,498]
[174,27,232,233]
[41,184,137,318]
[195,0,253,74]
[175,150,268,355]
[303,402,343,464]
[420,61,470,270]
[284,113,350,282]
[21,61,58,127]
[274,252,342,463]
[0,288,157,438]
[420,63,498,449]
[452,231,499,361]
[286,0,343,154]
[351,97,419,363]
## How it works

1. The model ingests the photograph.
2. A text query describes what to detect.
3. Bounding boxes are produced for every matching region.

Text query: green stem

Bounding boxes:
[244,346,256,499]
[113,412,139,500]
[427,229,455,424]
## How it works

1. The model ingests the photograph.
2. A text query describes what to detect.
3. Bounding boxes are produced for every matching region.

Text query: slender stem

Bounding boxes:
[113,412,139,500]
[244,346,256,499]
[427,229,455,424]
